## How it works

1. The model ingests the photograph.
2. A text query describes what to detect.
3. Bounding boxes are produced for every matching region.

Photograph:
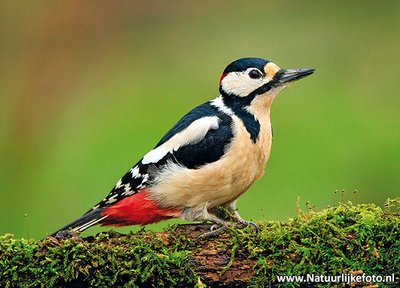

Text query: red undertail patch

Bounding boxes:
[101,190,181,227]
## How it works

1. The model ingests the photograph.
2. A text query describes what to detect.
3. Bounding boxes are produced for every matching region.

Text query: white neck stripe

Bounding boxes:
[210,96,234,116]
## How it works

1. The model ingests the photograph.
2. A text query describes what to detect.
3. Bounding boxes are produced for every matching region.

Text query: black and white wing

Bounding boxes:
[89,100,234,211]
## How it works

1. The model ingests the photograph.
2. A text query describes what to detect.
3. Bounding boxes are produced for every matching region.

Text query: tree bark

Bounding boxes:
[166,224,256,287]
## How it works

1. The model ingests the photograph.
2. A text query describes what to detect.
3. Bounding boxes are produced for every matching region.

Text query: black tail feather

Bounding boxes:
[46,208,106,238]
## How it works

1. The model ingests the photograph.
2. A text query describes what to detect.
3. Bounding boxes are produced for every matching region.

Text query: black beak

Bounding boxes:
[274,68,315,84]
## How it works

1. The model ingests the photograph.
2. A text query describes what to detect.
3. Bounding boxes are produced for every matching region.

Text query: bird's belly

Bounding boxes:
[149,119,272,209]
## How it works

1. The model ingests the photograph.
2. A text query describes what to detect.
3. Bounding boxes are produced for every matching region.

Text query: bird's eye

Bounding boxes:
[249,69,262,79]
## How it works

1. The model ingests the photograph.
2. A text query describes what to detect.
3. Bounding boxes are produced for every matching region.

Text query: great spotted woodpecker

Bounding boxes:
[48,58,314,239]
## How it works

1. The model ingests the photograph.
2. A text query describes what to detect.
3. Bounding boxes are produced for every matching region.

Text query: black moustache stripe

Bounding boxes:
[246,82,273,99]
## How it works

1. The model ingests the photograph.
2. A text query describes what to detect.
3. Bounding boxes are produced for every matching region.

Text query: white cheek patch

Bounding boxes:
[221,69,272,97]
[142,116,221,165]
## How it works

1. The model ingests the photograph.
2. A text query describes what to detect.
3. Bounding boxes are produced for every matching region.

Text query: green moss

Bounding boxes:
[0,230,197,287]
[245,198,400,287]
[1,198,400,287]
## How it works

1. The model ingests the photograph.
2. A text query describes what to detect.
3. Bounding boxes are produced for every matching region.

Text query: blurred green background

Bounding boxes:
[1,1,399,240]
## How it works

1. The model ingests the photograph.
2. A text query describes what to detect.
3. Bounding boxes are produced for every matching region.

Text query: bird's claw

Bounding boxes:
[210,224,220,231]
[234,220,259,232]
[196,225,228,241]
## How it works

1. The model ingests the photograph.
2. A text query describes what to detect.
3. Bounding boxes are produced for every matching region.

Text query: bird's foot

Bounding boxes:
[196,225,228,241]
[234,220,259,232]
[196,217,258,241]
[210,224,220,231]
[196,216,229,241]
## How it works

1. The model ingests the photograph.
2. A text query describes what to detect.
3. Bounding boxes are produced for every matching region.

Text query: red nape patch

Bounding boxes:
[101,190,181,227]
[219,73,227,86]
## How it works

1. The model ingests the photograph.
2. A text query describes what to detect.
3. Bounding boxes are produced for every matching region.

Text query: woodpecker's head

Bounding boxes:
[219,57,314,104]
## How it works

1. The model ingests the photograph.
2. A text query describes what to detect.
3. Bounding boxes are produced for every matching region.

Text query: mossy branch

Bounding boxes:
[1,199,400,287]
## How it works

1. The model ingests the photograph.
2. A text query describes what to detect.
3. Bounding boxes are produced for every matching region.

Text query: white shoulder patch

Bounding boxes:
[142,148,169,164]
[142,116,221,165]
